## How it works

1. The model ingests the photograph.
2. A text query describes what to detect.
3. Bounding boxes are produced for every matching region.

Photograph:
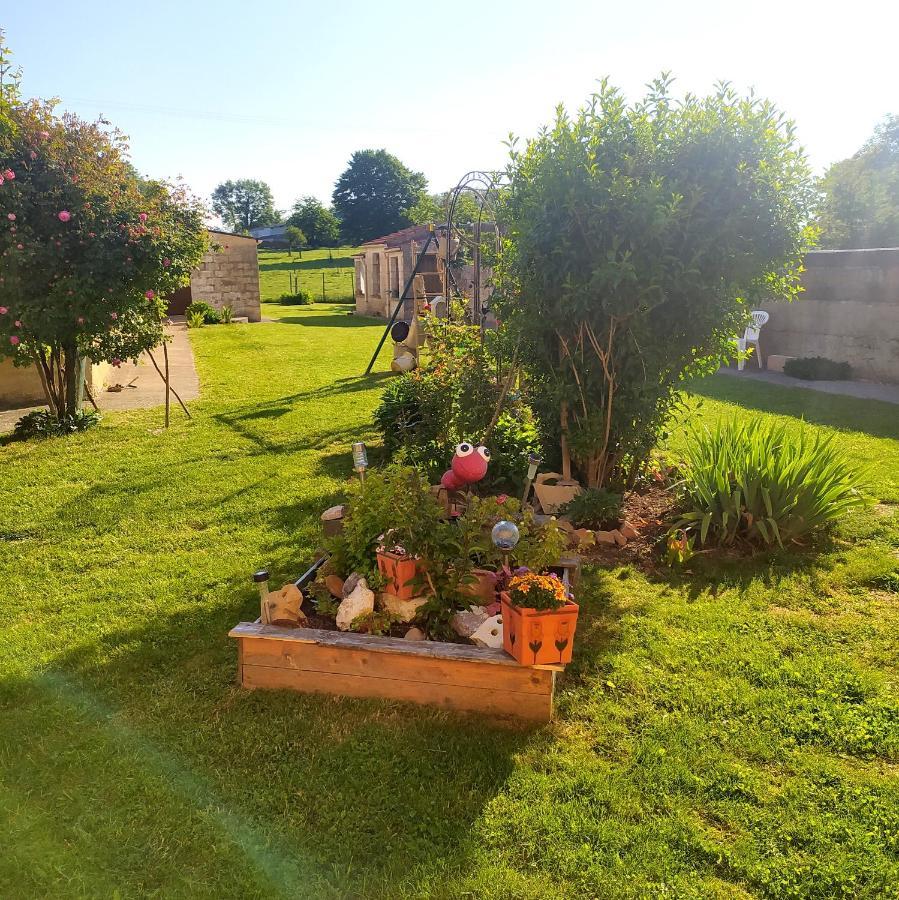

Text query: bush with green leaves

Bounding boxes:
[279,291,312,305]
[220,305,234,324]
[185,300,221,324]
[494,76,816,490]
[783,356,852,381]
[186,310,205,329]
[373,320,540,491]
[12,409,100,440]
[559,488,622,530]
[671,418,867,548]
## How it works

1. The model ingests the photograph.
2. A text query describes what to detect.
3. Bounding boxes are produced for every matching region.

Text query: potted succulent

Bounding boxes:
[500,571,579,666]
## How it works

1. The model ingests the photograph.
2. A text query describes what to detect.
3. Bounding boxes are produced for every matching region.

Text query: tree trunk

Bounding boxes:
[560,401,572,482]
[62,342,80,417]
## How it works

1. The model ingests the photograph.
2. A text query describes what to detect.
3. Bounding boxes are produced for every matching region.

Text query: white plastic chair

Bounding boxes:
[735,310,769,370]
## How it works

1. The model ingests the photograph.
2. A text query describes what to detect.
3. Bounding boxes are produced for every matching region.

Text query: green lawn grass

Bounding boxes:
[1,307,896,898]
[258,247,359,305]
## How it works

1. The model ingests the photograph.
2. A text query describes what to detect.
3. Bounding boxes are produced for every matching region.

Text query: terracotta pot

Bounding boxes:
[500,591,579,667]
[376,550,421,601]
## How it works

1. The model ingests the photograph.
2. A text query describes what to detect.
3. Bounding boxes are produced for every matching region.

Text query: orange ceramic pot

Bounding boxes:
[376,551,421,600]
[500,591,579,666]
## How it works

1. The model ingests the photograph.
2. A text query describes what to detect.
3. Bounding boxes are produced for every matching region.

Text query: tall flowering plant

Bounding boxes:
[0,86,208,418]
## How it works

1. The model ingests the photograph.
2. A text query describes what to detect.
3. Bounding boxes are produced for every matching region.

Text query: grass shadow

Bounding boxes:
[689,374,899,441]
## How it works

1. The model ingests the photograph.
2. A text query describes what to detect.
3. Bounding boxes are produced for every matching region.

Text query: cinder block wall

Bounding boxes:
[190,232,261,322]
[761,248,899,382]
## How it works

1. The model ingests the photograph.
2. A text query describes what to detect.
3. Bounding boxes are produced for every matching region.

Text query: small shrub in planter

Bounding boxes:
[671,418,866,548]
[501,571,579,666]
[783,356,852,381]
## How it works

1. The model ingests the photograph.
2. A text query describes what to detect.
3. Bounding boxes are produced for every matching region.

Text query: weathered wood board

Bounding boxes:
[229,622,556,721]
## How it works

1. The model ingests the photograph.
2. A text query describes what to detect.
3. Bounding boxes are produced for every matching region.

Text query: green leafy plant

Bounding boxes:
[373,322,540,492]
[220,305,234,324]
[783,356,852,381]
[559,488,622,530]
[493,76,817,490]
[186,310,205,329]
[279,290,312,305]
[664,529,696,566]
[185,300,221,324]
[307,578,340,617]
[349,610,398,635]
[671,418,867,548]
[12,409,101,440]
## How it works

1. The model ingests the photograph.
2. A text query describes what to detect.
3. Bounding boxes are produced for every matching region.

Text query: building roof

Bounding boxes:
[361,224,440,249]
[248,224,288,239]
[208,228,258,241]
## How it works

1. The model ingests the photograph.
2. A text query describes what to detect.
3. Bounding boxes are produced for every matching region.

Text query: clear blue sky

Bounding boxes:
[4,1,898,222]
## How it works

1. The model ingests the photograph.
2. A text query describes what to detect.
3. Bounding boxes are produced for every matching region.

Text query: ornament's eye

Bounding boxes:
[456,442,474,457]
[476,446,491,461]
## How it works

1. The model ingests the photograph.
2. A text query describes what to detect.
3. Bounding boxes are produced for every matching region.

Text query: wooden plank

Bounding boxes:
[229,622,525,666]
[240,663,553,721]
[239,637,553,695]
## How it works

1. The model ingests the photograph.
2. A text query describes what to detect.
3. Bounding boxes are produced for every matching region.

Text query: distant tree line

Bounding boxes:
[211,148,467,248]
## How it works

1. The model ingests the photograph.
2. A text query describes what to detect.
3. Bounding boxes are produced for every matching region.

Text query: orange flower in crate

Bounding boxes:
[501,572,579,666]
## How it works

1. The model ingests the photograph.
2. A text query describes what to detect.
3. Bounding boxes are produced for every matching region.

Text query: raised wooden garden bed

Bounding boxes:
[230,621,558,722]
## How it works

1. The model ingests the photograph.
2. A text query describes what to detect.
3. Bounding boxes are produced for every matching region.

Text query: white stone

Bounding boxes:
[380,593,428,623]
[336,578,374,631]
[404,626,426,641]
[451,606,489,638]
[471,615,504,649]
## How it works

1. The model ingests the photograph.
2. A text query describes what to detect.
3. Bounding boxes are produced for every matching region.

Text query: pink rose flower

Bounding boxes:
[145,290,155,300]
[58,210,71,222]
[77,317,85,325]
[0,307,7,314]
[16,243,23,250]
[6,213,15,221]
[39,131,49,140]
[496,494,509,504]
[162,258,171,267]
[110,312,118,320]
[0,176,4,185]
[3,169,14,180]
[9,335,19,346]
[138,212,148,222]
[29,150,37,160]
[111,357,122,367]
[14,320,22,327]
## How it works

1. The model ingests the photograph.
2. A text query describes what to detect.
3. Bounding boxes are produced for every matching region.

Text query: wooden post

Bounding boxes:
[163,341,171,428]
[322,272,326,302]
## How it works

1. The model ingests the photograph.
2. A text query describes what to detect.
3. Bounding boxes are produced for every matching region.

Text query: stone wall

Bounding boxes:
[190,231,261,321]
[761,248,899,382]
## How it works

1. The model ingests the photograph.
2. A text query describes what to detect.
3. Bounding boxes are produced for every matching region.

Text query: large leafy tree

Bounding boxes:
[286,195,340,247]
[495,78,816,489]
[211,178,279,233]
[332,149,426,243]
[406,190,482,227]
[0,85,208,418]
[817,116,899,249]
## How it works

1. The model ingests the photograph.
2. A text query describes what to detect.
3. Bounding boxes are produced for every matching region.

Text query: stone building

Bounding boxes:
[353,225,444,318]
[167,230,261,321]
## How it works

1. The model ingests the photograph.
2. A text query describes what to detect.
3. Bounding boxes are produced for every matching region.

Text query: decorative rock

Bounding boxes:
[262,583,307,628]
[324,574,345,599]
[320,505,345,521]
[320,505,345,537]
[611,529,627,546]
[595,530,618,545]
[471,614,504,649]
[620,522,639,540]
[404,626,426,641]
[380,592,428,623]
[766,354,796,374]
[570,528,595,548]
[342,572,362,598]
[451,606,489,639]
[555,517,575,533]
[336,578,374,631]
[459,568,497,604]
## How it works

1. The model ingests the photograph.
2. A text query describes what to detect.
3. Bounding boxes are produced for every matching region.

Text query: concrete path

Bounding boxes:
[0,322,199,432]
[717,367,899,406]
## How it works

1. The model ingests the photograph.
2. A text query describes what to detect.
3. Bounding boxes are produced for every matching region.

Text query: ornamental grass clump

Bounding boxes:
[671,418,867,548]
[507,571,570,611]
